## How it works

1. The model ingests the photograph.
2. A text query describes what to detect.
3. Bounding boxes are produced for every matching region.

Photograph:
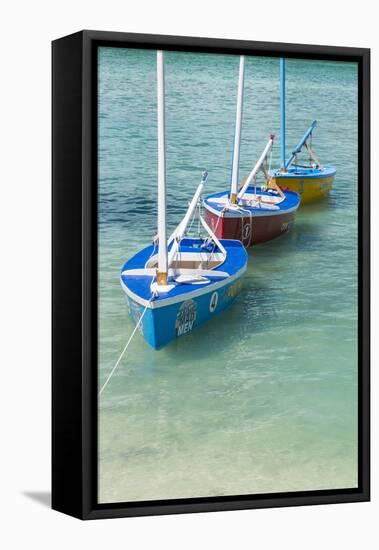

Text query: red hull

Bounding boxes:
[204,209,296,246]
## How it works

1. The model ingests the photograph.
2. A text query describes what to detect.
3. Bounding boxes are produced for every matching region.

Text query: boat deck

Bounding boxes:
[273,165,336,179]
[121,238,247,305]
[203,186,300,218]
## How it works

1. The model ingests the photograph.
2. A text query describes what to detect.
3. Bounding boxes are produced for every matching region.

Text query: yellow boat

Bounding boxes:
[274,164,336,204]
[273,59,336,204]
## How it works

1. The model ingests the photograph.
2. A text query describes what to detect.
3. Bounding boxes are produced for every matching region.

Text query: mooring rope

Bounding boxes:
[98,293,155,397]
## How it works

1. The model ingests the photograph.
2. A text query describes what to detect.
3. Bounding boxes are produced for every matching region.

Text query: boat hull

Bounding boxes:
[125,274,244,350]
[276,175,334,203]
[204,208,296,246]
[274,167,336,204]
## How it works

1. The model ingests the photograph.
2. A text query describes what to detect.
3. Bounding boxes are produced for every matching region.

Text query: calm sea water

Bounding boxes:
[98,48,358,503]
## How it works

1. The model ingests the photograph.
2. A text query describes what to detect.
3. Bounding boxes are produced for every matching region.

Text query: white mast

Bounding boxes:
[167,172,208,265]
[230,55,245,204]
[156,50,168,286]
[237,135,275,199]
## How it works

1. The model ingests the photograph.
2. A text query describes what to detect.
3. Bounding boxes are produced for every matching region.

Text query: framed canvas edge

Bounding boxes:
[52,31,85,519]
[52,30,370,520]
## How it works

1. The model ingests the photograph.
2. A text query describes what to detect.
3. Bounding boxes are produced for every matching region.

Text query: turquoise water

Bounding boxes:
[98,48,358,503]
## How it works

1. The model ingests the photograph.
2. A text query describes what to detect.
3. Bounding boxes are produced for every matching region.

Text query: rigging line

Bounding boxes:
[205,207,226,267]
[186,202,197,236]
[98,292,155,397]
[144,239,157,268]
[203,207,224,249]
[268,146,273,173]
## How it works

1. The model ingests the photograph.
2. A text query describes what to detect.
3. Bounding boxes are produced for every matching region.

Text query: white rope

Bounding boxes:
[268,147,273,173]
[169,200,201,273]
[204,208,225,266]
[98,293,155,397]
[186,204,197,236]
[203,206,225,249]
[144,239,158,268]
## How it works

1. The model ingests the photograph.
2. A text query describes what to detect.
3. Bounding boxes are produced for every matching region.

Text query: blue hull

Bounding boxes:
[121,238,247,349]
[126,275,244,350]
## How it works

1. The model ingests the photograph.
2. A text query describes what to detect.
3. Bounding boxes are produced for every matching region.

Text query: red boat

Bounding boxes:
[204,188,300,247]
[203,186,300,247]
[202,56,300,247]
[203,134,300,247]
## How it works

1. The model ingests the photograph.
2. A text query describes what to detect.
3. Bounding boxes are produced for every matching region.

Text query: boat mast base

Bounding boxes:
[151,281,176,295]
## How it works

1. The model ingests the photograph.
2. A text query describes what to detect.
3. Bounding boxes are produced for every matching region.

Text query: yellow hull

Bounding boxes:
[276,175,335,204]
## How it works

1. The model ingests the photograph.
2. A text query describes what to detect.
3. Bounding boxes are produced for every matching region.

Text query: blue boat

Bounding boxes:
[121,235,247,350]
[271,59,336,204]
[120,51,248,350]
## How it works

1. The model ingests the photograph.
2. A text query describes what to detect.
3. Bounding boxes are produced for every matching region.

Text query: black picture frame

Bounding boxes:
[52,30,370,520]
